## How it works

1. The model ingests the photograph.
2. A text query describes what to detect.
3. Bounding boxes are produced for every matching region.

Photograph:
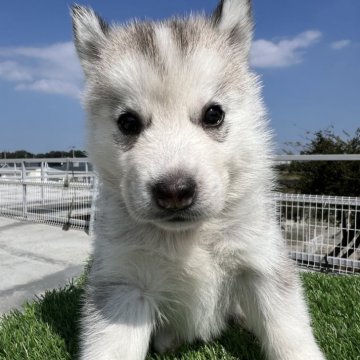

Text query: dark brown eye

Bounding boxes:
[202,105,225,128]
[117,112,143,136]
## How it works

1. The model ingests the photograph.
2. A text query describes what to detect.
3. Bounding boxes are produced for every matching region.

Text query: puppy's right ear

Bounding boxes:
[71,5,109,75]
[213,0,253,59]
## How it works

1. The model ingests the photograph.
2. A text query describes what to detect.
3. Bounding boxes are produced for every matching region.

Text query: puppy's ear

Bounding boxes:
[213,0,253,57]
[71,5,109,75]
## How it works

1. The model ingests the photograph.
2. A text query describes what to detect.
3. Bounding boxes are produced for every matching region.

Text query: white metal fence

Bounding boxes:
[0,180,94,230]
[0,159,95,231]
[275,193,360,274]
[0,157,359,274]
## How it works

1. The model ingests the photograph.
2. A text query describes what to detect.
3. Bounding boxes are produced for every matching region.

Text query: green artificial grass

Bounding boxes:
[0,272,359,360]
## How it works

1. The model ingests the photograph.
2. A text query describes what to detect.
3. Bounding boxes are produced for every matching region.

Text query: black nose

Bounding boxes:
[152,175,197,210]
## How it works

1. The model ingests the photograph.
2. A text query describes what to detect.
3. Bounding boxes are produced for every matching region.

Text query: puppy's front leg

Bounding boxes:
[238,264,325,360]
[80,283,155,360]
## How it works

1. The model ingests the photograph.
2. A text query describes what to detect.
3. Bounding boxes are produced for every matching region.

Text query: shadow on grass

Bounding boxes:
[33,281,84,358]
[146,320,264,360]
[217,326,264,360]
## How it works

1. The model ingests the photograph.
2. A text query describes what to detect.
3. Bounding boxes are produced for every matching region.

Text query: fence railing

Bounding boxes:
[274,193,360,274]
[0,157,359,274]
[274,154,360,161]
[0,158,95,231]
[0,179,95,231]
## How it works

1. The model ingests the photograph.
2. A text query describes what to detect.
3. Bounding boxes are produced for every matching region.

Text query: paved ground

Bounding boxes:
[0,217,91,315]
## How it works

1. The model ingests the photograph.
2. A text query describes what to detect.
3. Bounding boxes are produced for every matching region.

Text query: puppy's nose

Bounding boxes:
[152,176,196,210]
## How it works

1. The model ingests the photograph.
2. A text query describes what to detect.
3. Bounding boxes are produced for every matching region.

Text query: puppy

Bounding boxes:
[71,1,325,359]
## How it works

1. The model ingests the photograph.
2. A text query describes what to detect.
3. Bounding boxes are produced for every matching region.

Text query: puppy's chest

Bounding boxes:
[102,243,231,337]
[144,245,223,293]
[156,247,231,339]
[120,244,226,305]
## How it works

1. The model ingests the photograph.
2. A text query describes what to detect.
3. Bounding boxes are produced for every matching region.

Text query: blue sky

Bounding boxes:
[0,0,359,154]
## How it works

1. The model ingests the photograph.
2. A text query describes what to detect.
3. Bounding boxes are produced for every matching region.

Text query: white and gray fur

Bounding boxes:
[71,1,325,359]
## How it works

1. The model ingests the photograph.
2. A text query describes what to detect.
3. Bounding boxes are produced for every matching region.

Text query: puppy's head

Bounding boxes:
[72,0,270,231]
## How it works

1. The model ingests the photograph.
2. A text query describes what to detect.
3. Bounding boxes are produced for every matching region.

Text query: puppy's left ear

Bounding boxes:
[71,5,109,76]
[213,0,253,57]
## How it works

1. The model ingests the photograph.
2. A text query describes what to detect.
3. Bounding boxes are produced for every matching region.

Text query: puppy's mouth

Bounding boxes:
[162,208,203,222]
[167,215,196,223]
[152,211,203,230]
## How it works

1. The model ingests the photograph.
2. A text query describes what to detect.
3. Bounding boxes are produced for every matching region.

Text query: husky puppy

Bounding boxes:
[71,1,325,359]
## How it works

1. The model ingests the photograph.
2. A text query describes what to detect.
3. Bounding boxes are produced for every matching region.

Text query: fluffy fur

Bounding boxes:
[71,1,325,359]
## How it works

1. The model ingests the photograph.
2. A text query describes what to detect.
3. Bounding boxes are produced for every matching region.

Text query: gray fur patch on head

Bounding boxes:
[169,19,201,55]
[130,22,158,61]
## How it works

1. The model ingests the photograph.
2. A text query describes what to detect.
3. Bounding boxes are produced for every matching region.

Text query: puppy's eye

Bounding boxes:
[202,105,225,128]
[117,112,142,135]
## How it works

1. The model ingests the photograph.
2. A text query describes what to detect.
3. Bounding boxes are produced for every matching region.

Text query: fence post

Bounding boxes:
[22,161,27,218]
[85,162,89,184]
[64,158,70,186]
[41,161,45,205]
[89,175,98,237]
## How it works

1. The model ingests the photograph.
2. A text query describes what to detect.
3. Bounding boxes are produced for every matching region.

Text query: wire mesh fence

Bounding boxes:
[0,157,359,274]
[275,193,360,274]
[0,159,95,231]
[0,179,94,230]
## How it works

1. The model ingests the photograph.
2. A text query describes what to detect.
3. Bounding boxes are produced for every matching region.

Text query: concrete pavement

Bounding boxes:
[0,217,91,315]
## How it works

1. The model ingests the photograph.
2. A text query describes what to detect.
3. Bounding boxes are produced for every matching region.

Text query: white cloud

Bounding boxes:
[250,30,322,68]
[15,80,81,98]
[330,40,351,50]
[0,42,82,98]
[0,60,33,81]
